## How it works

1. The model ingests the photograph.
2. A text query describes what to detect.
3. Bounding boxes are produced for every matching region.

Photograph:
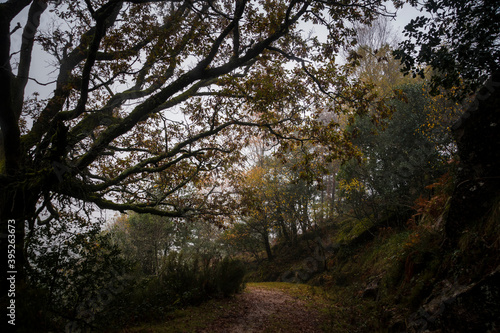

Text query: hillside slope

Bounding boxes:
[246,201,500,332]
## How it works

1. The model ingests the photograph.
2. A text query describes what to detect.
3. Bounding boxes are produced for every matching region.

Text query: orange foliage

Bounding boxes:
[408,172,453,228]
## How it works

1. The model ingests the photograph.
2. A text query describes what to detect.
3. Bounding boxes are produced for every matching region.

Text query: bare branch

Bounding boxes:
[10,22,21,35]
[14,0,48,117]
[73,2,123,118]
[28,77,58,86]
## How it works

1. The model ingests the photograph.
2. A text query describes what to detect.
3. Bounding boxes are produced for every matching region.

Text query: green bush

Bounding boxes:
[215,257,247,296]
[20,249,246,331]
[94,253,246,330]
[21,222,131,332]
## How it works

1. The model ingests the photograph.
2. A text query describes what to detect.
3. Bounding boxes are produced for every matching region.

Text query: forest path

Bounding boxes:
[197,284,325,333]
[122,283,329,332]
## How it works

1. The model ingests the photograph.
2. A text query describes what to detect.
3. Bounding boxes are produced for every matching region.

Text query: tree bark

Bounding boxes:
[262,232,273,261]
[0,3,29,312]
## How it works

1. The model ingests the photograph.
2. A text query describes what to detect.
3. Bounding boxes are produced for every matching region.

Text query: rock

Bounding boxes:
[407,267,500,332]
[362,278,380,300]
[445,71,500,242]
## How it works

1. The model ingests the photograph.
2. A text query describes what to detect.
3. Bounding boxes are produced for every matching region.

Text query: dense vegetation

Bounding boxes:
[1,0,499,332]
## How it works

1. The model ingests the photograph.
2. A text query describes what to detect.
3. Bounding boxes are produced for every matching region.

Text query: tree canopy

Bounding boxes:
[395,0,500,98]
[1,0,401,221]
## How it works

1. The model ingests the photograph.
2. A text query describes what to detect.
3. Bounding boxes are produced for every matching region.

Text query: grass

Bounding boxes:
[113,296,233,333]
[248,282,326,304]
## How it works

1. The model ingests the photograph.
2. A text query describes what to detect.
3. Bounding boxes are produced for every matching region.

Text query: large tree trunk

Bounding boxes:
[1,9,24,316]
[1,2,48,314]
[1,183,40,325]
[445,72,500,243]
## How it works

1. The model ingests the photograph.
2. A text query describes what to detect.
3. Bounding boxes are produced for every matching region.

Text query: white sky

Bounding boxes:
[6,1,425,99]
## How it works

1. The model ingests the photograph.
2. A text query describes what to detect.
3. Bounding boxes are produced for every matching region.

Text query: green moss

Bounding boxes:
[335,217,374,244]
[363,231,411,274]
[247,282,324,302]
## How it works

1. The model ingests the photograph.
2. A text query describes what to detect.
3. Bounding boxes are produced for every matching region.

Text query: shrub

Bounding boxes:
[94,253,246,330]
[215,257,247,296]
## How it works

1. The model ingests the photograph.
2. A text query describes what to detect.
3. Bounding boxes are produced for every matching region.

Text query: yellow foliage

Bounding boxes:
[337,178,364,199]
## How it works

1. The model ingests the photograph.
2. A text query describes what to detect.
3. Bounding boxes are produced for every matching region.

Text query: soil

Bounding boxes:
[198,286,325,333]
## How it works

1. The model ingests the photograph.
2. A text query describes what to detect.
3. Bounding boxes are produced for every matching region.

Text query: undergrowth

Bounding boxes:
[96,254,246,330]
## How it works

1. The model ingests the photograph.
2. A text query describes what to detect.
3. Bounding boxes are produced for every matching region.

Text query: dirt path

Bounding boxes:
[198,285,324,333]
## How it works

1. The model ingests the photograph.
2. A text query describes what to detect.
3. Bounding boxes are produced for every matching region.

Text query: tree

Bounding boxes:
[236,164,276,260]
[444,73,500,243]
[0,0,401,299]
[109,213,175,275]
[108,212,227,275]
[222,221,264,261]
[395,0,500,99]
[393,0,500,244]
[348,16,411,96]
[234,145,327,259]
[337,82,460,223]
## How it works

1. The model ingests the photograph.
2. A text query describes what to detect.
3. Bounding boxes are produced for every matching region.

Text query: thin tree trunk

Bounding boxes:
[262,232,273,261]
[330,173,336,219]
